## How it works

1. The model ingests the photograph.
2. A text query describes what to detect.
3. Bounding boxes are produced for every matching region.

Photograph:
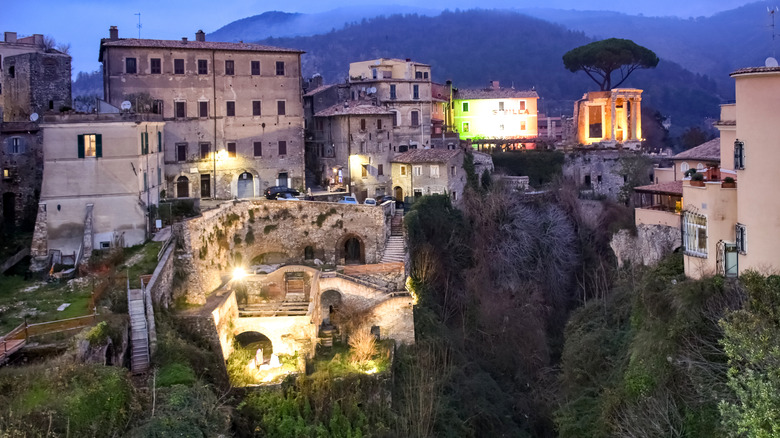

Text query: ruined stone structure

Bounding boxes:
[611,224,682,268]
[174,199,394,303]
[563,149,653,201]
[99,27,305,200]
[574,89,643,149]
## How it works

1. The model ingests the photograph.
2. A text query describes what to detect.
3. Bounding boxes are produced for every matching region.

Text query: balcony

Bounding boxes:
[633,180,683,228]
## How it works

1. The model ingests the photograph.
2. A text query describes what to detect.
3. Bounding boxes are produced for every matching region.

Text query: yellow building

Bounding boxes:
[451,81,538,141]
[681,66,780,279]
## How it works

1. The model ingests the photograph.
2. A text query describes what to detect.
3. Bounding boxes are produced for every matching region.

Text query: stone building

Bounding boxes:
[574,88,643,149]
[348,59,433,150]
[452,81,539,141]
[391,148,466,203]
[1,122,42,230]
[99,27,305,200]
[30,113,164,271]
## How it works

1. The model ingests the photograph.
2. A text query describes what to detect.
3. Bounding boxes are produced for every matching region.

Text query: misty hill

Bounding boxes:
[257,10,720,134]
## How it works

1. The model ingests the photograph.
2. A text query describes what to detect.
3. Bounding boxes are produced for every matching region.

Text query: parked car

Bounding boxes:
[337,196,358,205]
[376,195,395,205]
[264,186,299,200]
[276,192,300,201]
[364,198,377,206]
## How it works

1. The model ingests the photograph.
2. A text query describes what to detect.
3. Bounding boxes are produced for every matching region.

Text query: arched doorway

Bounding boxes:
[344,237,363,265]
[304,245,314,260]
[235,331,273,365]
[320,289,342,325]
[394,186,403,202]
[176,176,189,198]
[237,172,254,198]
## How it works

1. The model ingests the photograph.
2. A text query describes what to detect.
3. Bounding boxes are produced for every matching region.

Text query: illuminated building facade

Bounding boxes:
[452,81,538,140]
[574,88,643,149]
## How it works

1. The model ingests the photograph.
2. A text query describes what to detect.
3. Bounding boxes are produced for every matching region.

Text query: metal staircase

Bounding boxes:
[128,288,150,374]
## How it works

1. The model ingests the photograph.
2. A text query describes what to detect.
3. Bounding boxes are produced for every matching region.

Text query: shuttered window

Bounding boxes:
[77,134,102,158]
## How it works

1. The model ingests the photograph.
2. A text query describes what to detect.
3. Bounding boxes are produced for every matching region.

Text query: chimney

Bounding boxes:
[405,58,411,62]
[195,30,205,42]
[182,37,188,43]
[4,32,17,43]
[490,80,500,90]
[108,26,118,40]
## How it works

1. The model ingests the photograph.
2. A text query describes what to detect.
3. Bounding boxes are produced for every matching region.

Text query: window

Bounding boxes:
[498,101,504,111]
[253,141,262,157]
[252,101,261,116]
[277,101,286,115]
[390,84,397,100]
[734,140,745,170]
[359,141,366,153]
[9,66,14,78]
[2,168,10,179]
[362,164,368,178]
[372,69,378,79]
[158,167,162,185]
[520,121,526,130]
[413,84,419,99]
[77,134,102,158]
[225,60,234,75]
[681,162,690,173]
[176,143,187,162]
[200,142,210,159]
[251,61,260,75]
[392,111,399,127]
[275,61,285,75]
[519,101,526,110]
[736,223,747,254]
[157,131,162,152]
[174,59,184,75]
[423,71,428,79]
[411,110,419,127]
[377,119,382,130]
[378,164,384,175]
[500,124,505,131]
[450,165,456,176]
[401,166,407,176]
[415,71,423,79]
[175,101,186,118]
[9,137,21,154]
[682,211,708,257]
[226,101,235,117]
[462,122,470,133]
[199,101,208,118]
[413,165,422,176]
[151,58,161,74]
[360,119,366,131]
[197,59,208,75]
[227,142,236,158]
[140,132,149,154]
[143,171,148,191]
[462,102,469,112]
[278,141,287,155]
[430,165,439,178]
[125,57,137,74]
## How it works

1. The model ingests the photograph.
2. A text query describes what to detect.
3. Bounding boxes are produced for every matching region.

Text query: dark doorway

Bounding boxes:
[200,174,211,198]
[176,176,189,198]
[2,192,15,230]
[237,172,254,198]
[344,237,363,264]
[304,245,314,260]
[278,172,289,188]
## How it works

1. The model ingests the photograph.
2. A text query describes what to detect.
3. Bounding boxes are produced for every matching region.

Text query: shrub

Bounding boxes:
[157,362,197,387]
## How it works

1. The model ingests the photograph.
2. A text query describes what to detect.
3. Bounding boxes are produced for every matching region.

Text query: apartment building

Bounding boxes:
[391,148,466,203]
[99,27,305,200]
[452,81,538,141]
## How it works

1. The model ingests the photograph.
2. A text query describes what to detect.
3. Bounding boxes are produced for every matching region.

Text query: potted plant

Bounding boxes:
[690,172,705,187]
[722,176,736,188]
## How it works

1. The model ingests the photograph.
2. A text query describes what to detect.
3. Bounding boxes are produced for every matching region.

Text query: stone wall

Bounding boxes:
[611,224,681,268]
[563,150,627,201]
[175,199,390,303]
[0,124,43,230]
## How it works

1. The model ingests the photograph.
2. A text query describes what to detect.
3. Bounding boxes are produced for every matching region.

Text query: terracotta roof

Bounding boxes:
[100,38,303,58]
[454,88,538,100]
[731,66,780,76]
[315,103,392,117]
[634,180,683,196]
[673,138,720,162]
[392,148,461,163]
[304,84,338,97]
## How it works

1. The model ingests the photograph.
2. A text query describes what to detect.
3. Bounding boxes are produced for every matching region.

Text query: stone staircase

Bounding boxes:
[380,213,405,263]
[239,301,310,317]
[128,289,150,374]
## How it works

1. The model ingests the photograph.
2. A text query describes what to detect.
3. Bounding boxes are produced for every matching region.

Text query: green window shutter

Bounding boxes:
[140,133,145,154]
[77,134,85,158]
[157,131,162,152]
[95,134,103,158]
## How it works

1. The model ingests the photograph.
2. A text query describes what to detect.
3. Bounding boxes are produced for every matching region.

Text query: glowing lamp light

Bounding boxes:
[233,267,248,281]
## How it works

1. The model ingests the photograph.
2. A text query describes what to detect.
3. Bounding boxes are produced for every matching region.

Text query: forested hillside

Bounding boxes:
[260,10,721,135]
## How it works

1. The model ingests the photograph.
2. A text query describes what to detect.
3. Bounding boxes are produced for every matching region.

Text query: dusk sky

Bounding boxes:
[1,0,758,76]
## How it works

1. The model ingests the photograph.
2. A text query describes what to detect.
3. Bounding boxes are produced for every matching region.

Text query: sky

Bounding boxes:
[1,0,757,76]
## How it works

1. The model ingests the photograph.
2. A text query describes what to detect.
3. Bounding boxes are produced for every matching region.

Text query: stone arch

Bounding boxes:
[235,169,259,199]
[336,233,365,265]
[235,331,274,365]
[320,289,343,325]
[304,245,314,260]
[176,176,189,198]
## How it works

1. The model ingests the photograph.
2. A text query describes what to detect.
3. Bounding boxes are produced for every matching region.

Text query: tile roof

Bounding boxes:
[672,138,720,162]
[314,103,392,117]
[304,83,338,97]
[454,88,539,100]
[100,38,303,54]
[392,148,461,163]
[634,180,683,196]
[731,66,780,76]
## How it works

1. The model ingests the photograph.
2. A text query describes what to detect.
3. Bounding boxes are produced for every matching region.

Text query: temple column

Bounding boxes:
[609,96,616,142]
[631,98,642,140]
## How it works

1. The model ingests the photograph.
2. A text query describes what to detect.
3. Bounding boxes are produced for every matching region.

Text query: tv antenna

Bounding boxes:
[769,7,779,58]
[135,13,142,39]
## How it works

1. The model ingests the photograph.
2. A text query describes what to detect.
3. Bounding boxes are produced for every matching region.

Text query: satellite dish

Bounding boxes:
[29,113,39,122]
[369,87,377,94]
[767,57,779,67]
[121,101,132,110]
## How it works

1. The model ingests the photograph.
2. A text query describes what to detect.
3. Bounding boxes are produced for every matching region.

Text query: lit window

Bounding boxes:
[2,169,9,179]
[520,121,526,130]
[84,134,97,157]
[498,101,504,111]
[683,212,708,257]
[227,142,236,158]
[362,164,368,178]
[462,122,469,133]
[401,166,407,176]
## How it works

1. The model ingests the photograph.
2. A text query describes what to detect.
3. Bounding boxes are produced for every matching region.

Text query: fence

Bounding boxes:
[1,312,101,362]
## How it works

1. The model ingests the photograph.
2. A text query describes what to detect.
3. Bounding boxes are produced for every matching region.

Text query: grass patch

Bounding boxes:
[310,338,393,377]
[0,275,93,333]
[120,241,163,289]
[157,362,197,387]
